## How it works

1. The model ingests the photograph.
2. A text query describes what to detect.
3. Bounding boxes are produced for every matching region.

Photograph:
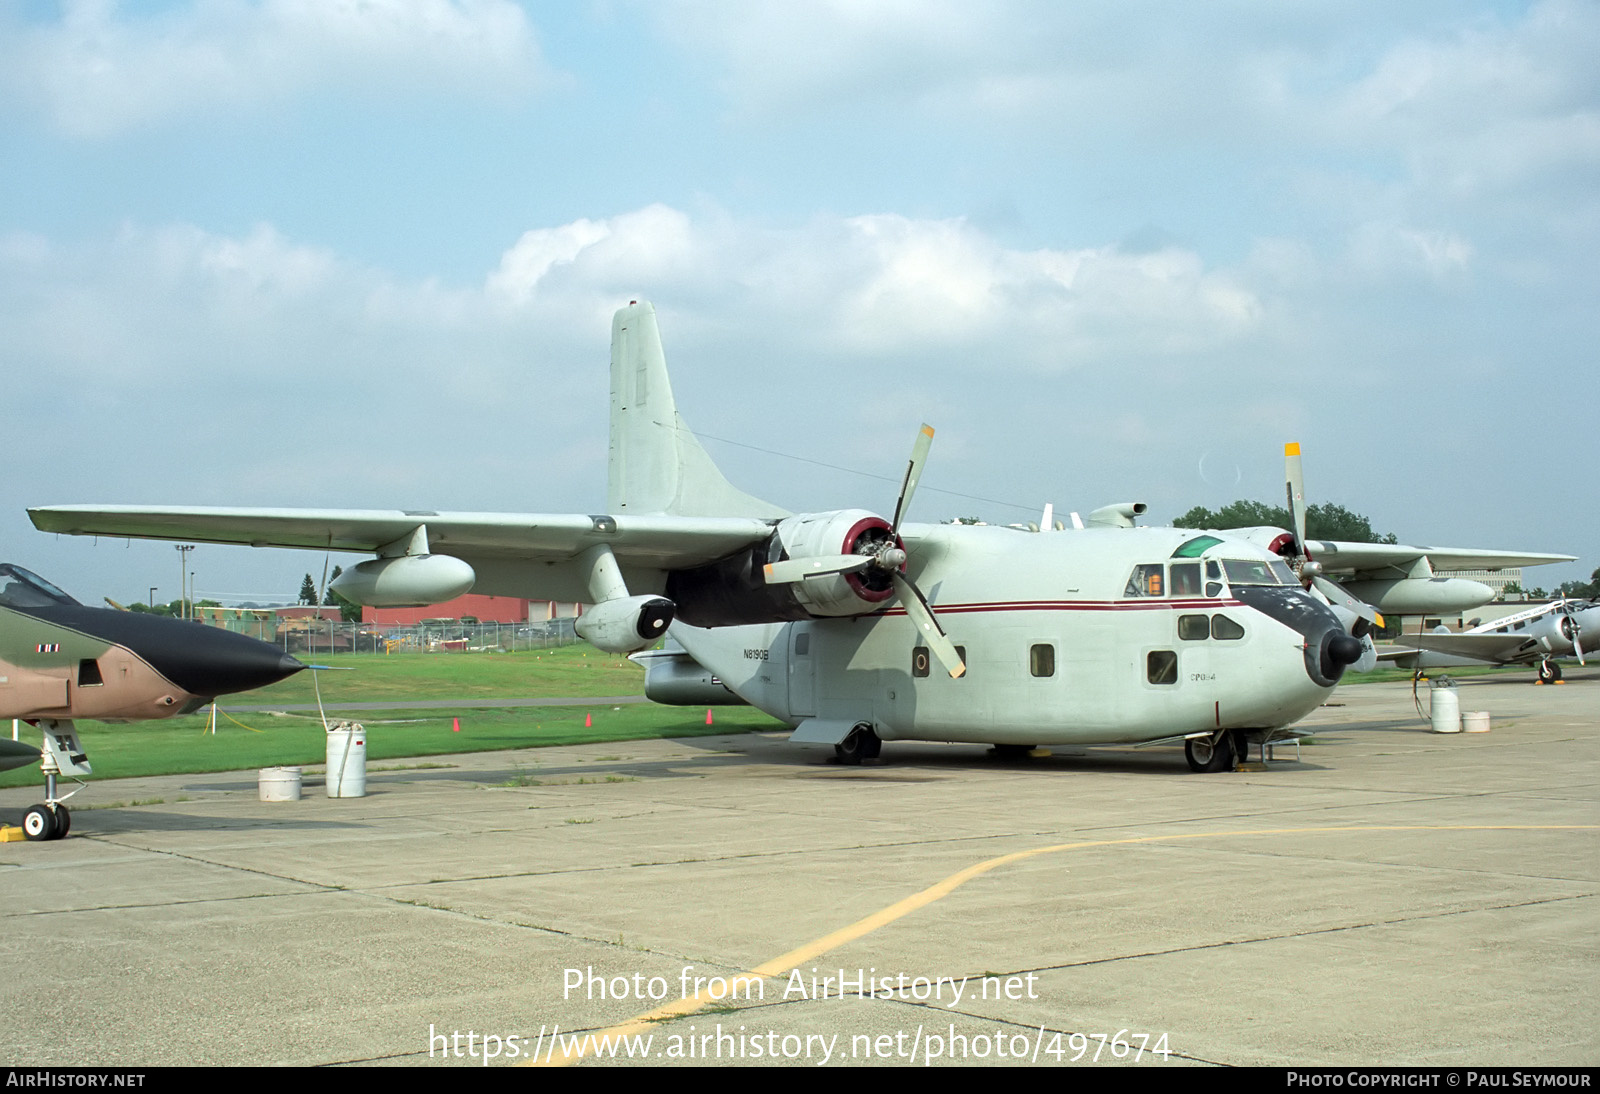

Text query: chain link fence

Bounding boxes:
[277,617,581,656]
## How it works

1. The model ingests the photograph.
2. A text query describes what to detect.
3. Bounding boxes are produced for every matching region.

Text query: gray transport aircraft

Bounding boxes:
[1380,598,1597,683]
[0,563,304,839]
[23,302,1562,772]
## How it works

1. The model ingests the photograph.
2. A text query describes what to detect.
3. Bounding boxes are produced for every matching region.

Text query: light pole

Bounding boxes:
[175,545,194,620]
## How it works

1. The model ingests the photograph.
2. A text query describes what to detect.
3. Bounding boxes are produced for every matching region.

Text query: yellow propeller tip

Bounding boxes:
[1285,442,1301,456]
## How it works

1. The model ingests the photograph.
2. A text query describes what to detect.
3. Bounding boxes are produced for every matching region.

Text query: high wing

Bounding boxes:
[1302,540,1575,577]
[28,505,776,603]
[28,505,773,568]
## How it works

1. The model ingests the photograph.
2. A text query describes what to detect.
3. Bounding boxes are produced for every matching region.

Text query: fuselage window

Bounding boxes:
[1147,650,1178,685]
[1170,562,1201,597]
[1029,644,1055,678]
[915,646,967,677]
[1124,563,1164,597]
[1205,560,1223,597]
[1178,614,1210,641]
[1211,615,1245,640]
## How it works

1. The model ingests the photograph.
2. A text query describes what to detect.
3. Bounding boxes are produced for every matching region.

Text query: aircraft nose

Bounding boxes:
[161,632,306,697]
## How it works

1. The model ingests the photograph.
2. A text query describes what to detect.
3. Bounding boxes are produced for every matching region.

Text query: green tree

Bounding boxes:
[1174,500,1397,543]
[1557,567,1599,600]
[298,574,318,606]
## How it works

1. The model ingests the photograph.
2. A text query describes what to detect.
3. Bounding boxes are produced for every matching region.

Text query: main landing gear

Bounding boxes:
[1536,660,1563,684]
[1184,731,1237,773]
[834,722,882,765]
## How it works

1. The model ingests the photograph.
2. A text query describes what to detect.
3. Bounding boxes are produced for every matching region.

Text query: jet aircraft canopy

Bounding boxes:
[0,564,82,610]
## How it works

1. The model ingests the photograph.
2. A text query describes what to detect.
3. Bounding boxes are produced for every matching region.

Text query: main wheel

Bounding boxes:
[991,744,1032,761]
[1538,661,1560,683]
[53,806,70,838]
[834,723,879,765]
[1185,734,1235,773]
[22,805,57,841]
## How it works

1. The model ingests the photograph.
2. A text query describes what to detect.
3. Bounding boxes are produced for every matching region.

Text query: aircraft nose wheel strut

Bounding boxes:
[22,747,75,841]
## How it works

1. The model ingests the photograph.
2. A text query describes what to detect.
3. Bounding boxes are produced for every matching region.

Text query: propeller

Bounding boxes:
[1557,598,1586,666]
[764,424,966,679]
[1281,442,1384,633]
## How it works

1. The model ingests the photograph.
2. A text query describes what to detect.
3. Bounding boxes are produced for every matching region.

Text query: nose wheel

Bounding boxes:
[22,803,69,841]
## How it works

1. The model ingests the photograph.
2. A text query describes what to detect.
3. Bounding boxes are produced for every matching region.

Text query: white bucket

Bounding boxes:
[259,766,302,802]
[1430,685,1461,734]
[326,725,367,798]
[1462,710,1491,733]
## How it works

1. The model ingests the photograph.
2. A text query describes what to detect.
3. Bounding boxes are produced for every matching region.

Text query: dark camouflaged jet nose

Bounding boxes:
[20,606,305,697]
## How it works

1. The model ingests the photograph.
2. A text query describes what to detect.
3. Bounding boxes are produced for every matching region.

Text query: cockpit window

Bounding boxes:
[1221,559,1284,587]
[1172,535,1223,559]
[0,564,81,609]
[1269,560,1299,585]
[1170,562,1202,596]
[1123,563,1164,597]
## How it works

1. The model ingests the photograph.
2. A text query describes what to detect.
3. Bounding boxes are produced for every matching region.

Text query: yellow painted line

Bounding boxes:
[528,824,1597,1067]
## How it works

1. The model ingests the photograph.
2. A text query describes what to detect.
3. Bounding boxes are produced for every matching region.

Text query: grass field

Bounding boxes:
[0,645,783,787]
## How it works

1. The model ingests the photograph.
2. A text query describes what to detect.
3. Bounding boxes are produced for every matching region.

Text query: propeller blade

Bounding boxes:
[1284,441,1308,557]
[891,571,965,678]
[1312,574,1383,629]
[891,424,936,532]
[763,555,870,584]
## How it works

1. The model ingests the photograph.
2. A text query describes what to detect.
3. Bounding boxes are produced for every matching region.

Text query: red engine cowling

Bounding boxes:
[771,509,902,617]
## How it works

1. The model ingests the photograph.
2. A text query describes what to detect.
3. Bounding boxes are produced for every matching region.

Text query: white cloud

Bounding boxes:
[2,0,547,137]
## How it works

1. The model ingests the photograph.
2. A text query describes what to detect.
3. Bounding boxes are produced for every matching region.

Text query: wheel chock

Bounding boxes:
[0,826,27,843]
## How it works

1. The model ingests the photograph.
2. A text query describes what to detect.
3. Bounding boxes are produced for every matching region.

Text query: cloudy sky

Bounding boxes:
[2,0,1595,606]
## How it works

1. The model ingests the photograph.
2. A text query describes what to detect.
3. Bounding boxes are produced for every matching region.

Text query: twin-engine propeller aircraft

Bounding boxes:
[1380,598,1597,683]
[34,301,1385,773]
[0,563,304,839]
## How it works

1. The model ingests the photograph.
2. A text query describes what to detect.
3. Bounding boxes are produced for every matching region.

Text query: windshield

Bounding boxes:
[0,564,82,609]
[1221,559,1296,587]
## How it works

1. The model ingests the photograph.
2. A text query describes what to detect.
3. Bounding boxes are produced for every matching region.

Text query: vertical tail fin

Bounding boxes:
[607,301,788,519]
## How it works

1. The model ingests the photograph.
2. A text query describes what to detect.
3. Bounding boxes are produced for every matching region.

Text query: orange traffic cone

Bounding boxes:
[452,717,460,733]
[705,709,713,725]
[584,712,592,728]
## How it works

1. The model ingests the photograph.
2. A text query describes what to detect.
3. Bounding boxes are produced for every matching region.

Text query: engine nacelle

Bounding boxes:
[330,554,475,608]
[574,594,676,653]
[770,509,900,617]
[1341,577,1495,615]
[665,509,902,628]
